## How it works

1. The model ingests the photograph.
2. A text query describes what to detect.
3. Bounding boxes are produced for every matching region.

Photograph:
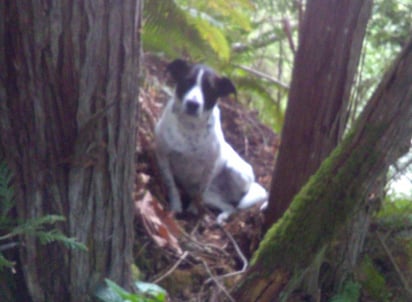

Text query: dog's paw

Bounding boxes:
[216,211,232,225]
[260,201,268,211]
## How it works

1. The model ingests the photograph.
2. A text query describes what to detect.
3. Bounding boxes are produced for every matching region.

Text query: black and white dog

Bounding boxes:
[155,59,267,223]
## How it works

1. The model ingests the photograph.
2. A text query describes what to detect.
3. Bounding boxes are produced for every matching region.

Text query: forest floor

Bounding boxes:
[134,54,280,301]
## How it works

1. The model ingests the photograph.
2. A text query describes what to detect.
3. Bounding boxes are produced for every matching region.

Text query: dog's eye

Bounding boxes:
[176,79,196,100]
[202,83,219,110]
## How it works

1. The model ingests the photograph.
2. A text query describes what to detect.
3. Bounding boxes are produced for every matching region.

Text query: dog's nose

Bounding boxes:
[185,100,200,115]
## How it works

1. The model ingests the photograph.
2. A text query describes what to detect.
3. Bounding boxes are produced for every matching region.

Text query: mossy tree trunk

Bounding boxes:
[263,1,373,298]
[0,1,141,301]
[232,37,412,301]
[264,0,373,228]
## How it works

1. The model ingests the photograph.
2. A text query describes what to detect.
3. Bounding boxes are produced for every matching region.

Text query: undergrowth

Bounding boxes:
[0,159,86,271]
[95,279,167,302]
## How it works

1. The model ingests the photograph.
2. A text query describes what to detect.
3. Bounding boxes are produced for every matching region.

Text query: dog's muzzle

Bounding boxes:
[185,100,200,116]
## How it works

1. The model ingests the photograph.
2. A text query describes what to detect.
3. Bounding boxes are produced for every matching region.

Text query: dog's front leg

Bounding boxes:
[156,151,182,213]
[203,189,236,224]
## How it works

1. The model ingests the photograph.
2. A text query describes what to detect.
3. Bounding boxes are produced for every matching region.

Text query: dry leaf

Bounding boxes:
[136,191,183,255]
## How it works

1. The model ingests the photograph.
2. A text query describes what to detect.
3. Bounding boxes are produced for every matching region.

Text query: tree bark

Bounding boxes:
[0,1,141,301]
[232,37,412,301]
[264,0,373,228]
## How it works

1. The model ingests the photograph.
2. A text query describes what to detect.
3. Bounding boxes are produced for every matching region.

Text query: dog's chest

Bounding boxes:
[167,121,220,194]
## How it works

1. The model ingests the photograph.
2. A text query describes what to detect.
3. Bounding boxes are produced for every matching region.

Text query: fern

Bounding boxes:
[190,13,231,61]
[234,75,286,132]
[0,159,87,271]
[180,0,253,28]
[143,0,212,60]
[143,0,231,62]
[96,279,167,302]
[0,253,14,269]
[0,213,87,251]
[2,215,64,239]
[34,228,87,251]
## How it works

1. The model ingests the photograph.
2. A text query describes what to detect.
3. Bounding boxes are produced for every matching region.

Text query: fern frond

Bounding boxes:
[36,229,87,251]
[187,0,253,31]
[5,214,66,239]
[0,215,86,260]
[0,253,14,270]
[143,0,230,62]
[191,15,230,61]
[234,75,286,131]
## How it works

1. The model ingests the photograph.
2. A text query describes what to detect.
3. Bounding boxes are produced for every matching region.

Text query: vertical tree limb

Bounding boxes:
[264,0,373,228]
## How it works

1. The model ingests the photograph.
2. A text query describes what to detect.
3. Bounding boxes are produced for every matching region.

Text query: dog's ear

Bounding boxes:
[217,77,237,99]
[167,59,190,82]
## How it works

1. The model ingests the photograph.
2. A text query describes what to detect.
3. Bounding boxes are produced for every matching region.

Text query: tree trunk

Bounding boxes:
[0,1,141,301]
[232,37,412,301]
[264,0,373,228]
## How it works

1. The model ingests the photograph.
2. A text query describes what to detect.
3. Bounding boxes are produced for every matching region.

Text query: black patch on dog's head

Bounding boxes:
[167,59,236,111]
[167,59,191,83]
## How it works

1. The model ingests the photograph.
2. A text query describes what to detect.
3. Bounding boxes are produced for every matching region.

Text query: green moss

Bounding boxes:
[251,124,385,274]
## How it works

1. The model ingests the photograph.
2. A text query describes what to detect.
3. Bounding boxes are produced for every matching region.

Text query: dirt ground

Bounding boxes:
[134,54,280,301]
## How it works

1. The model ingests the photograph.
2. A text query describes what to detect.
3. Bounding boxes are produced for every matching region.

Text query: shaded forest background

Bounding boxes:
[0,0,411,301]
[140,2,412,300]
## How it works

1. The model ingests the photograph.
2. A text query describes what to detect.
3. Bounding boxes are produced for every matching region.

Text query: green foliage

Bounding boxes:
[233,73,288,132]
[95,279,167,302]
[359,256,392,302]
[330,279,361,302]
[184,0,253,33]
[143,0,232,62]
[351,0,412,121]
[376,196,412,230]
[0,252,14,269]
[369,0,412,49]
[0,160,87,271]
[144,0,412,134]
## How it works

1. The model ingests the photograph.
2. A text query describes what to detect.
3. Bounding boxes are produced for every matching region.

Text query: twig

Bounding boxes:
[201,259,235,302]
[190,220,201,237]
[232,32,280,53]
[0,241,20,252]
[206,226,249,283]
[376,232,412,296]
[282,17,296,54]
[221,226,248,273]
[181,225,231,257]
[235,64,289,90]
[151,251,189,284]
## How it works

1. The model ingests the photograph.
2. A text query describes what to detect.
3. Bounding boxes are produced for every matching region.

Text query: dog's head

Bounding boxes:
[167,59,236,117]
